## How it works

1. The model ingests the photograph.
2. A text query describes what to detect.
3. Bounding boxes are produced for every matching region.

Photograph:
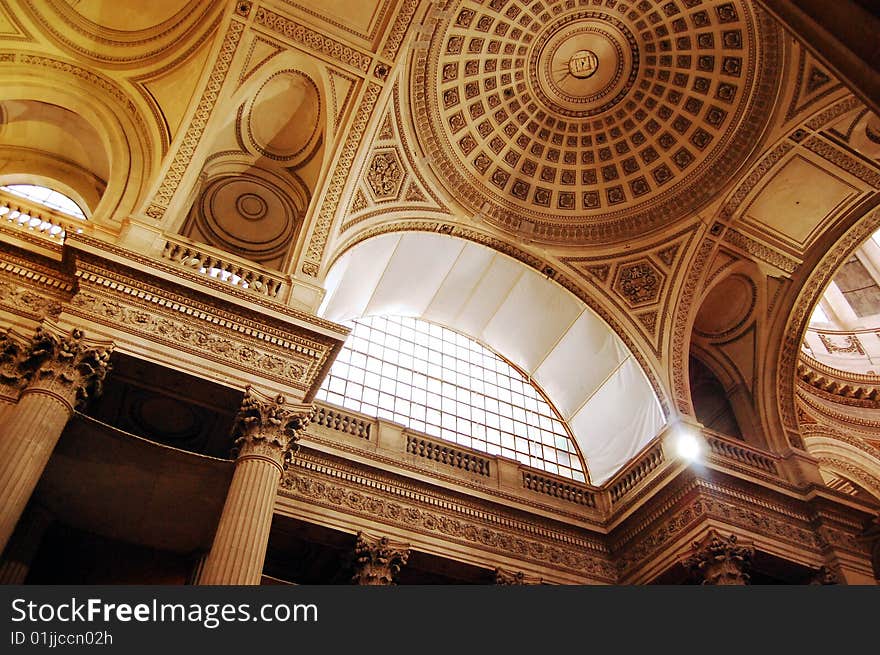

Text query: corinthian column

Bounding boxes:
[0,327,113,553]
[351,532,410,585]
[199,387,312,585]
[683,529,754,585]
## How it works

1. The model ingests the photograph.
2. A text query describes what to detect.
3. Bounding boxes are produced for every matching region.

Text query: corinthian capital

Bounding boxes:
[18,326,114,410]
[231,385,313,469]
[808,565,839,585]
[0,328,26,400]
[494,567,542,585]
[684,529,754,585]
[351,532,410,585]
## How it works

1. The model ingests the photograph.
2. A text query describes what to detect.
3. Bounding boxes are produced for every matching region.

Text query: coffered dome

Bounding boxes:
[410,0,782,243]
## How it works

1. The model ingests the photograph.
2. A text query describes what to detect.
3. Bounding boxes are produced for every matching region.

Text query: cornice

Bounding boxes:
[67,235,347,339]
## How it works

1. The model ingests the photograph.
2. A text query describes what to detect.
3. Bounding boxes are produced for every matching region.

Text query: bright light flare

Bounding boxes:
[676,428,703,462]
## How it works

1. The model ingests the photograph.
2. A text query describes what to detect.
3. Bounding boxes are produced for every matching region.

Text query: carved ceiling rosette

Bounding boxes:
[410,0,781,244]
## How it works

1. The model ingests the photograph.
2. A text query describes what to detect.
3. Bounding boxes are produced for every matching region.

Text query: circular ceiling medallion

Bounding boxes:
[568,50,599,79]
[530,13,638,118]
[411,0,781,244]
[196,175,298,260]
[236,193,268,221]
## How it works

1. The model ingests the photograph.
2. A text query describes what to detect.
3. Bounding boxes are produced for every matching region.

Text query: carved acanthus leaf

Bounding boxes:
[683,529,754,585]
[18,327,113,409]
[494,567,542,585]
[0,328,25,391]
[351,531,410,585]
[231,385,313,468]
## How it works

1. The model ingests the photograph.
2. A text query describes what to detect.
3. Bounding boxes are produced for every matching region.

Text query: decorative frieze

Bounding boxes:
[351,532,410,585]
[281,464,615,582]
[0,277,63,321]
[613,480,822,579]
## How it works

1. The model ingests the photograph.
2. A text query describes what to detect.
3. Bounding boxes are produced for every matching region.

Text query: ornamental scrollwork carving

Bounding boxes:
[69,291,309,383]
[351,531,410,585]
[17,327,113,410]
[0,279,63,320]
[683,529,754,585]
[231,385,313,470]
[366,151,404,200]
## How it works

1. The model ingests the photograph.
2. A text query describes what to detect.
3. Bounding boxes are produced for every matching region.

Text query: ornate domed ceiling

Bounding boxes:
[410,0,782,244]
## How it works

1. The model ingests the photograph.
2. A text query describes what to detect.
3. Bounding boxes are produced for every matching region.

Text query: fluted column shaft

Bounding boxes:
[0,392,71,552]
[199,387,311,586]
[198,454,282,585]
[0,327,112,554]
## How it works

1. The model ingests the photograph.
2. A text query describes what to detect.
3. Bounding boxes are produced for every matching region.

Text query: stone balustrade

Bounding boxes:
[305,401,790,518]
[160,235,288,301]
[0,188,90,245]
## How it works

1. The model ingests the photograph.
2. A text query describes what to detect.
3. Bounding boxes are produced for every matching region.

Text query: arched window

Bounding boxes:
[317,315,586,481]
[0,184,86,219]
[804,226,880,375]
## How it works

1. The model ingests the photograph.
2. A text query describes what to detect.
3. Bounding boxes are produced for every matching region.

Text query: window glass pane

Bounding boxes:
[317,316,583,480]
[1,184,86,219]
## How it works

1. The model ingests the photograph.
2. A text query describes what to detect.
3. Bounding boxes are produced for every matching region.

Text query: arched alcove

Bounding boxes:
[802,225,880,375]
[0,99,109,216]
[688,356,744,439]
[176,60,330,273]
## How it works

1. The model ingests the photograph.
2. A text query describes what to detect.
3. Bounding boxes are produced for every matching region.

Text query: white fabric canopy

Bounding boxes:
[319,232,665,484]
